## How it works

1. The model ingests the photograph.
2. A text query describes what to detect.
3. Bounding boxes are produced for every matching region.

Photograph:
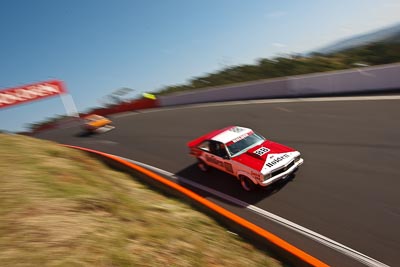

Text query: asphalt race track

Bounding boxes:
[35,97,400,267]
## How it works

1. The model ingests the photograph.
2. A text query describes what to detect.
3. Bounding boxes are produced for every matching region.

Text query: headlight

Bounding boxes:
[295,155,301,162]
[264,173,271,181]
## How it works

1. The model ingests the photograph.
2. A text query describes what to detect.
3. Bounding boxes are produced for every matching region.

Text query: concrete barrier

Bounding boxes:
[288,63,400,96]
[159,79,290,106]
[159,63,400,106]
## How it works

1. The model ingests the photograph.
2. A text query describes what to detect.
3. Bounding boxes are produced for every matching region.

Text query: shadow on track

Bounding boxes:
[175,164,296,206]
[75,131,95,138]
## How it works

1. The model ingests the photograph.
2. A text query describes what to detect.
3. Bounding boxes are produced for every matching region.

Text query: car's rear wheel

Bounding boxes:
[197,159,209,172]
[240,176,256,191]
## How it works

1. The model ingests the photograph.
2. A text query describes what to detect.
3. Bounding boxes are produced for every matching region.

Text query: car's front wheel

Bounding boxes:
[197,159,210,172]
[240,176,256,191]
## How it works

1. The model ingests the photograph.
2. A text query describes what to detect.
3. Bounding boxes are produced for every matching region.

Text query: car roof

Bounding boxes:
[187,126,254,147]
[211,126,253,144]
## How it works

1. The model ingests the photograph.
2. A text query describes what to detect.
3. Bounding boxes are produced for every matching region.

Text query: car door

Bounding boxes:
[205,141,235,175]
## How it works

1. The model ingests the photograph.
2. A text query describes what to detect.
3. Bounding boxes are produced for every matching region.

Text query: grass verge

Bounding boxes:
[0,133,283,266]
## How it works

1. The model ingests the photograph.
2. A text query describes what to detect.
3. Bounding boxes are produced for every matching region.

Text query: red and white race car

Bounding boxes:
[188,126,304,191]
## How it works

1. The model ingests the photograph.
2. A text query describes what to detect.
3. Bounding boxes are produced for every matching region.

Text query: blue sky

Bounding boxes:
[1,0,399,132]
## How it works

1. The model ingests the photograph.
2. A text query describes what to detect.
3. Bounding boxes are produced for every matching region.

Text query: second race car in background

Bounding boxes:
[188,126,304,191]
[81,114,114,134]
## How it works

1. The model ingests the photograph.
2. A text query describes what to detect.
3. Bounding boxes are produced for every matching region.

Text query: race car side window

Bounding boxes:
[209,141,229,159]
[198,141,210,152]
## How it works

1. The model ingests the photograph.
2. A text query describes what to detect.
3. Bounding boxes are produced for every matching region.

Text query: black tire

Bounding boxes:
[197,159,210,172]
[240,176,256,191]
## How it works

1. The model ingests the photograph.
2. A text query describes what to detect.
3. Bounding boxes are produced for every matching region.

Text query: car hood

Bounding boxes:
[231,140,299,174]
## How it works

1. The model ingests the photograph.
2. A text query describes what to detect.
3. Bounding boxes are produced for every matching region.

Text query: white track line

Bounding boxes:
[120,156,390,267]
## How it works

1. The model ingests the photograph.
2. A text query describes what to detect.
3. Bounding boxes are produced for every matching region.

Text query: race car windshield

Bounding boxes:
[227,133,265,157]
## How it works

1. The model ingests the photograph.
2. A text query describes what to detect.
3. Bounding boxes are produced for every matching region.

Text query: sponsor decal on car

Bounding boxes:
[229,126,245,133]
[265,154,290,168]
[205,154,224,167]
[232,133,249,143]
[254,147,270,156]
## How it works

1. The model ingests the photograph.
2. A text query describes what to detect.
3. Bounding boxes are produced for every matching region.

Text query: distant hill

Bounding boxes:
[316,22,400,54]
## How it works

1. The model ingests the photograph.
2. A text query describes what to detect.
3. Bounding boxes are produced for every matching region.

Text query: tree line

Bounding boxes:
[156,40,400,95]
